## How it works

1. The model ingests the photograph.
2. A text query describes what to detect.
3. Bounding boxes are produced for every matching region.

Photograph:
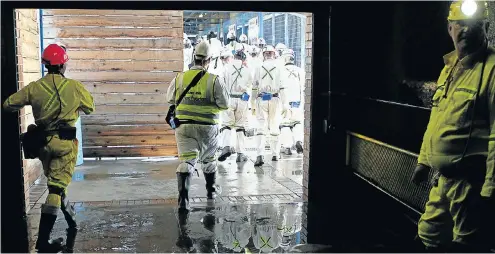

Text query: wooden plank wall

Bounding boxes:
[42,9,183,157]
[15,9,44,213]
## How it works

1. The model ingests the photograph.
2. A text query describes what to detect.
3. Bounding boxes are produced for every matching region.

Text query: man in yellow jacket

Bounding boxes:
[411,1,494,252]
[3,44,95,253]
[166,41,230,212]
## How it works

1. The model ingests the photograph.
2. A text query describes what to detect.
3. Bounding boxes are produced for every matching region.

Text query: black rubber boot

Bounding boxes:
[272,155,281,161]
[203,172,218,200]
[284,148,293,155]
[36,212,64,253]
[177,172,191,212]
[218,146,232,162]
[63,228,78,253]
[254,155,264,166]
[61,195,78,253]
[236,153,248,162]
[295,141,303,154]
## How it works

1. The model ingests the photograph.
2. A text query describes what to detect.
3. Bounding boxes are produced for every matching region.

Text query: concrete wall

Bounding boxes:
[15,9,43,213]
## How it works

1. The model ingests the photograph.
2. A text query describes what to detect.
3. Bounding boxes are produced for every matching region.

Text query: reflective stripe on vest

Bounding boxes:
[175,70,220,124]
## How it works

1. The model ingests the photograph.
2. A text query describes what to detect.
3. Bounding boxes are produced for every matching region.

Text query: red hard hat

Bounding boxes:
[42,44,69,65]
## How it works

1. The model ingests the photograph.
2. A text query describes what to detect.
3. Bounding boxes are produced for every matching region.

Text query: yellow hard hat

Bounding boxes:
[448,0,489,21]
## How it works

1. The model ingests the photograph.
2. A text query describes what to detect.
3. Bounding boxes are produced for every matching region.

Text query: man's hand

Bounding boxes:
[411,163,431,185]
[252,108,256,116]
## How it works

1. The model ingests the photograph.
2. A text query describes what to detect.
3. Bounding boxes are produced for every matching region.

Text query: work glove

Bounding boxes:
[411,163,431,185]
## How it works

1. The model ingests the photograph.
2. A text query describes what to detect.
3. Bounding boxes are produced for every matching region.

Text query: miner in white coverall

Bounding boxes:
[214,205,252,252]
[225,31,239,54]
[252,45,288,166]
[275,43,288,67]
[166,41,229,211]
[218,43,253,163]
[280,49,305,155]
[183,33,193,71]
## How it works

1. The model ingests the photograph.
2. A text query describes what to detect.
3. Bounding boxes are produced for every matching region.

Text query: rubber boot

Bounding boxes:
[204,172,218,200]
[254,155,264,166]
[36,212,64,253]
[272,155,281,161]
[236,153,248,162]
[295,141,303,154]
[284,148,293,155]
[63,228,78,253]
[218,146,232,162]
[177,172,191,212]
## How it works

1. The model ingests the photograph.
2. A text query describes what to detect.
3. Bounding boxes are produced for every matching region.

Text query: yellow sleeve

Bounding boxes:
[2,83,31,112]
[482,69,495,198]
[76,82,95,115]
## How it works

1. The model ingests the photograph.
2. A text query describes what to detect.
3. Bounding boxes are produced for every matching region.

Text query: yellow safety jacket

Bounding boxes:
[3,74,95,130]
[418,46,495,198]
[174,68,223,124]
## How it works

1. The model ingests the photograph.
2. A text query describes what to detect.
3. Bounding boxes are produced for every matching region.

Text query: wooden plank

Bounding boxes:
[67,50,182,61]
[68,60,182,72]
[43,27,182,39]
[43,9,182,17]
[83,124,173,136]
[81,114,166,125]
[83,135,175,146]
[92,105,169,114]
[92,93,166,104]
[84,83,169,93]
[43,38,182,50]
[83,146,178,157]
[22,57,42,73]
[43,16,183,27]
[68,71,177,82]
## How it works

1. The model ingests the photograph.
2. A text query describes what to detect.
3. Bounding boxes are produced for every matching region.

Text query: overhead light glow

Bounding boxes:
[461,0,477,16]
[199,14,203,18]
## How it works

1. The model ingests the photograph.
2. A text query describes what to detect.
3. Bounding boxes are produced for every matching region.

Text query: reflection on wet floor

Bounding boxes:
[48,202,304,253]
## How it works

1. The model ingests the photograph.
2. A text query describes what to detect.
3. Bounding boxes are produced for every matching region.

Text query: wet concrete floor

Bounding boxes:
[27,149,305,252]
[44,202,304,253]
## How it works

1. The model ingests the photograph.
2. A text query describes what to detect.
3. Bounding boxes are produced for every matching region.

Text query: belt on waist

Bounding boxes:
[230,94,243,98]
[179,120,216,126]
[258,93,279,97]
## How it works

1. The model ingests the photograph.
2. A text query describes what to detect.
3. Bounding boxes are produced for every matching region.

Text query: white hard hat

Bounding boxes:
[183,33,188,39]
[275,43,287,50]
[263,45,276,53]
[281,48,295,57]
[239,34,248,43]
[258,38,266,45]
[194,41,211,60]
[227,31,236,39]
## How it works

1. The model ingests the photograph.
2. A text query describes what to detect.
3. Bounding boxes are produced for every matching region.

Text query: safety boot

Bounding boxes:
[272,155,281,161]
[284,148,293,155]
[236,153,248,162]
[295,141,303,154]
[204,172,219,200]
[62,227,78,253]
[218,146,232,162]
[177,172,191,212]
[35,212,64,253]
[254,155,264,167]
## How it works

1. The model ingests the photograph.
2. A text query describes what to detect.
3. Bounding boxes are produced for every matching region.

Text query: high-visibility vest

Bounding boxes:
[175,69,221,124]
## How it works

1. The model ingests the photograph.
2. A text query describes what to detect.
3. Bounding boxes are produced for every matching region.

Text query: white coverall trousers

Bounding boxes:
[256,96,283,158]
[221,98,250,154]
[175,124,219,174]
[281,104,304,149]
